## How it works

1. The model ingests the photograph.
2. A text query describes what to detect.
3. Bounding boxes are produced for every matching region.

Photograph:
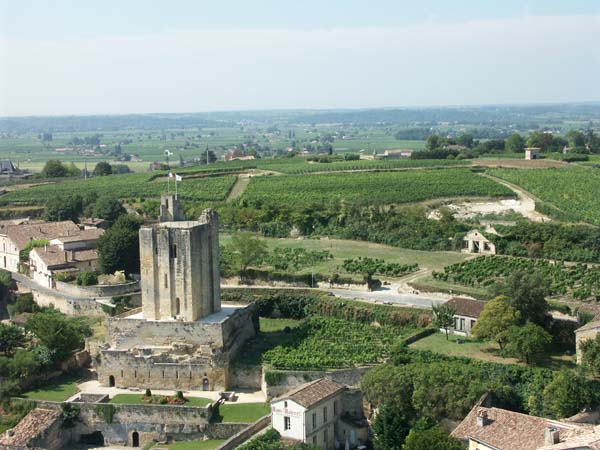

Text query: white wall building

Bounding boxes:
[271,378,367,450]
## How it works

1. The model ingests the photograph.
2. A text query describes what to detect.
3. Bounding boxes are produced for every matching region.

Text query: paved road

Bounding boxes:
[327,287,447,309]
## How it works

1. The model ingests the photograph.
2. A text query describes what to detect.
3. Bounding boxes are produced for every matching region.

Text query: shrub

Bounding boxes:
[76,271,98,286]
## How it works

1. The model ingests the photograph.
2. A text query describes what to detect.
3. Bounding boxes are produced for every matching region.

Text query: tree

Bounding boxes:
[403,426,463,450]
[93,195,125,222]
[432,303,456,340]
[505,133,525,153]
[566,130,586,148]
[93,161,112,176]
[25,310,91,361]
[0,323,26,357]
[581,334,600,375]
[227,232,268,280]
[472,296,520,349]
[97,214,144,275]
[494,271,548,326]
[505,322,552,364]
[372,403,411,450]
[65,162,81,177]
[426,135,441,150]
[42,160,67,178]
[542,369,591,418]
[44,194,81,222]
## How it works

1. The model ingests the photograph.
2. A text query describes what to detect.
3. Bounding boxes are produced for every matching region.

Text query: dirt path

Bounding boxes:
[480,173,551,222]
[226,174,251,202]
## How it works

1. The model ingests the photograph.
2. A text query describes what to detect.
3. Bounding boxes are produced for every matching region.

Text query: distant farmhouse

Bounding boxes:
[525,147,541,160]
[383,149,412,159]
[0,159,29,179]
[271,378,368,449]
[462,229,496,255]
[443,297,486,337]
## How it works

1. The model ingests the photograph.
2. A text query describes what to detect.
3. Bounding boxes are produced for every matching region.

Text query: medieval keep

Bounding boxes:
[96,195,256,391]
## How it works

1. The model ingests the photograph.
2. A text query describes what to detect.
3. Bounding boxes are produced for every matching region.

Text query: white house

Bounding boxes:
[271,378,367,450]
[49,228,104,251]
[29,246,98,288]
[525,147,541,160]
[443,297,486,337]
[383,149,413,158]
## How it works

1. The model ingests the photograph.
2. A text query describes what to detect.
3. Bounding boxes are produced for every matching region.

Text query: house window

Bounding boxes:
[312,436,317,445]
[284,416,291,430]
[312,412,317,429]
[324,429,328,444]
[460,318,465,331]
[333,400,338,415]
[323,406,327,422]
[284,401,288,408]
[471,320,476,329]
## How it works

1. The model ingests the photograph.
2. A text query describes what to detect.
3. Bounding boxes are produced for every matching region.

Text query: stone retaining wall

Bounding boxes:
[55,280,140,299]
[215,414,272,450]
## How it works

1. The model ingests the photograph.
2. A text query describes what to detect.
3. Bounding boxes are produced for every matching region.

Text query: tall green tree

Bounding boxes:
[44,194,82,222]
[97,214,143,275]
[505,133,526,152]
[472,296,520,349]
[542,369,591,418]
[93,161,112,176]
[494,271,548,326]
[227,232,268,280]
[0,323,26,357]
[373,403,411,450]
[403,426,463,450]
[42,160,67,178]
[581,334,600,375]
[93,195,125,222]
[506,322,552,365]
[432,303,456,340]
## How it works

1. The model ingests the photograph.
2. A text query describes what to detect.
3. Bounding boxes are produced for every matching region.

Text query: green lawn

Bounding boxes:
[20,373,80,401]
[221,235,470,277]
[259,317,303,332]
[110,394,212,407]
[150,439,225,450]
[410,331,575,369]
[213,402,271,423]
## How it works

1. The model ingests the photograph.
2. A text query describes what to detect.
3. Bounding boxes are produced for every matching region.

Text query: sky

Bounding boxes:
[1,0,600,116]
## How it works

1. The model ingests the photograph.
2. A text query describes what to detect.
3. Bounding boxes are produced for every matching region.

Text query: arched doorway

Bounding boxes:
[132,431,139,447]
[202,378,209,391]
[108,375,115,387]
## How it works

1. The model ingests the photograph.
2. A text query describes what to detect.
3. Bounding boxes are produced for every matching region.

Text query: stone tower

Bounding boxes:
[140,208,220,321]
[159,193,186,222]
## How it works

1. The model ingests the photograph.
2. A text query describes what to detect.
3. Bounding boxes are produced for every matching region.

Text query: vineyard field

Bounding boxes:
[261,316,409,370]
[435,255,600,300]
[488,167,600,225]
[0,172,236,205]
[241,168,514,205]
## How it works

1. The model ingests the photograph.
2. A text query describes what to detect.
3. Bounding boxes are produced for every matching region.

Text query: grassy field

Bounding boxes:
[213,402,271,423]
[408,274,492,299]
[410,332,575,369]
[20,373,81,401]
[149,439,225,450]
[110,394,212,407]
[220,236,471,276]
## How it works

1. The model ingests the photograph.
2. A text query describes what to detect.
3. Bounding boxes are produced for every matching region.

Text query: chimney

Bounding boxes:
[476,409,489,427]
[545,428,560,445]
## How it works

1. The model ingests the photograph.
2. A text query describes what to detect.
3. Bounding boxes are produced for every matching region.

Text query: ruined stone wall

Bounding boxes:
[221,304,257,359]
[31,289,107,317]
[96,350,228,391]
[54,280,140,298]
[229,365,262,390]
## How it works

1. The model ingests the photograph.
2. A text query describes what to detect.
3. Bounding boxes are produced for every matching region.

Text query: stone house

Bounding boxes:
[443,297,486,337]
[0,220,81,272]
[29,246,99,288]
[452,393,600,449]
[383,149,412,158]
[462,229,496,255]
[271,378,368,450]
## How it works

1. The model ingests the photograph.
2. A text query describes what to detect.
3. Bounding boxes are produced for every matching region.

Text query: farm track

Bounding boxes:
[480,173,551,222]
[227,175,251,202]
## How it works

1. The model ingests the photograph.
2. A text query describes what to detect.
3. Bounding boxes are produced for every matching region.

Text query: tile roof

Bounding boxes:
[0,408,60,447]
[31,245,98,268]
[6,221,80,249]
[451,405,589,450]
[52,228,104,243]
[445,297,486,319]
[276,378,345,409]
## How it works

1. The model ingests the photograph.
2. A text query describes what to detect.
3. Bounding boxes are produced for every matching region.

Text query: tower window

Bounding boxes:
[164,274,168,288]
[170,244,177,259]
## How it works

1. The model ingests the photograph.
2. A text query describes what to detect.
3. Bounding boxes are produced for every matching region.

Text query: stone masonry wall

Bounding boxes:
[54,280,140,298]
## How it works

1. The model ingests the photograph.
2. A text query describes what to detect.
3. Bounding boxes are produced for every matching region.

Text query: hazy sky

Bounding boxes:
[1,0,599,116]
